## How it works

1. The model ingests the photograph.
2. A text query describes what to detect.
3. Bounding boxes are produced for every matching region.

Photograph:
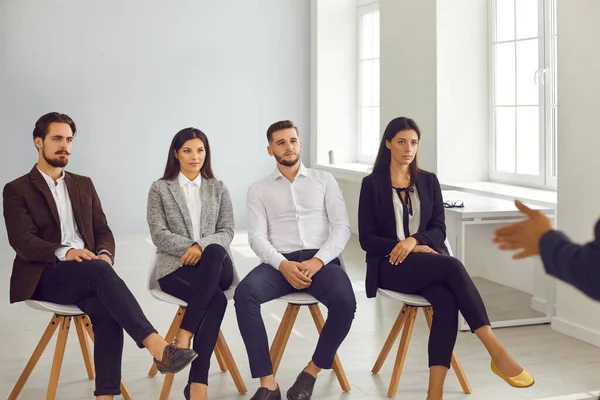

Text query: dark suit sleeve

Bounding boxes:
[539,220,600,301]
[89,179,115,257]
[411,173,446,247]
[2,183,61,263]
[358,177,398,255]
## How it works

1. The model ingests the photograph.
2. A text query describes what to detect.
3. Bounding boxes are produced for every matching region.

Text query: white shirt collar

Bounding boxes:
[272,162,308,181]
[178,172,202,188]
[37,167,65,186]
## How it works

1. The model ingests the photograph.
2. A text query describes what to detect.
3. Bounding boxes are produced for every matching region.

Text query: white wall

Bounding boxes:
[310,0,357,167]
[380,0,437,172]
[436,0,489,183]
[551,0,600,346]
[0,0,310,235]
[338,0,489,225]
[331,0,544,307]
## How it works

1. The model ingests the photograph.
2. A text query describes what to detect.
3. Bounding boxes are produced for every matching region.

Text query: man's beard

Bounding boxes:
[43,149,69,168]
[275,153,300,167]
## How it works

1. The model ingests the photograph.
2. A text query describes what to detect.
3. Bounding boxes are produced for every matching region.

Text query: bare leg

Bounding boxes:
[475,325,522,376]
[190,383,208,400]
[142,333,169,361]
[304,360,322,378]
[426,366,447,400]
[259,375,278,390]
[175,328,193,349]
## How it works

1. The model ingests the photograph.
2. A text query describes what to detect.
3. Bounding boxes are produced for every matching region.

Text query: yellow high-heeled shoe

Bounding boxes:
[491,360,535,388]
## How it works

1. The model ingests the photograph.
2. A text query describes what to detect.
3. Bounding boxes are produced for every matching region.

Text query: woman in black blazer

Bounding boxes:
[358,117,534,399]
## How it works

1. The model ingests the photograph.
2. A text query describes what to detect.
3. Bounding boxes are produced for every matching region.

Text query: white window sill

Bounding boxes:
[314,164,557,207]
[441,181,557,207]
[314,163,372,183]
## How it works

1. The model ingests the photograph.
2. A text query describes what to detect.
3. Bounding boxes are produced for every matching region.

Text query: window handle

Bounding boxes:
[541,68,547,85]
[534,68,548,85]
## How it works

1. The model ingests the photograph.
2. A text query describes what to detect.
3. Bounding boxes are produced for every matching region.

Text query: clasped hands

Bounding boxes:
[66,248,112,265]
[388,237,438,265]
[278,257,324,289]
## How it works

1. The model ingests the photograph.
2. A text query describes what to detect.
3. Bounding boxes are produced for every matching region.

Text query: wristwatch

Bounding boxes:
[97,249,114,265]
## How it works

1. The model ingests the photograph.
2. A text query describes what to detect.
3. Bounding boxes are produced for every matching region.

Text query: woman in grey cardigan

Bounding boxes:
[147,127,237,400]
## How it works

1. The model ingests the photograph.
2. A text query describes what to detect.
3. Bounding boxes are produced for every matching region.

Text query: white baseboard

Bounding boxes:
[552,317,600,348]
[531,296,556,315]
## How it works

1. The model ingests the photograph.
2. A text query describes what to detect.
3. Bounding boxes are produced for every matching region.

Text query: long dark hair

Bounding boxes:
[161,127,215,180]
[372,117,422,184]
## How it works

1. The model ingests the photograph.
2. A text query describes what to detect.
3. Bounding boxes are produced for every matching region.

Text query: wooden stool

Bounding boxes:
[372,291,472,397]
[147,306,247,400]
[269,293,351,392]
[10,300,131,400]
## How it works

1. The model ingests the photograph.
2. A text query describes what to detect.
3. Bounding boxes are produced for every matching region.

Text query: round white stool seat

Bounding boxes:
[276,292,319,305]
[25,300,84,316]
[149,286,236,308]
[377,289,431,307]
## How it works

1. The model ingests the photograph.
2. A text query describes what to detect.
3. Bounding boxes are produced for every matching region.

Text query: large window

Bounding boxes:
[490,0,557,188]
[357,2,380,163]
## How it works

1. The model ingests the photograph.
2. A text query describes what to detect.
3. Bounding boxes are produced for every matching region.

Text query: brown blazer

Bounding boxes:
[3,166,115,303]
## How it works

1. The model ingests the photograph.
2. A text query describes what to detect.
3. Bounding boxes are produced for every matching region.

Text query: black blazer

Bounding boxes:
[539,219,600,302]
[358,168,448,298]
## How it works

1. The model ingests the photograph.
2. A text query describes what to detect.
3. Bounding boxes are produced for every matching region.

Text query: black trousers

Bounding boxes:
[234,250,356,378]
[158,243,234,385]
[378,253,490,368]
[31,259,158,397]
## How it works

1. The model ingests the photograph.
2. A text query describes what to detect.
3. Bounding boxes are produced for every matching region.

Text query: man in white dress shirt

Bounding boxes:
[234,120,356,400]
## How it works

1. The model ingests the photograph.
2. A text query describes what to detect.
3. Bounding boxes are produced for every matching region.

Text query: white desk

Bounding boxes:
[442,190,556,331]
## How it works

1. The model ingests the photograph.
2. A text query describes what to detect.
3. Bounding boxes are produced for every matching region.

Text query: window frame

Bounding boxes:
[489,0,557,190]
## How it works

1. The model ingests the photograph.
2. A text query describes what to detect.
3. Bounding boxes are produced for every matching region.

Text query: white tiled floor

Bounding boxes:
[1,232,599,399]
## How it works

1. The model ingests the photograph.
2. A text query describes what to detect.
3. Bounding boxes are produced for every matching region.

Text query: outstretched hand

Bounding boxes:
[493,200,553,259]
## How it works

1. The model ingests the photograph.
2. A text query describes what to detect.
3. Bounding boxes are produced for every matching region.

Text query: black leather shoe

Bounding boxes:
[153,344,198,374]
[286,372,316,400]
[184,383,190,400]
[250,384,282,400]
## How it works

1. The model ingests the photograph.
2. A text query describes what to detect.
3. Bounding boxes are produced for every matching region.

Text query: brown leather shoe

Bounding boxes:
[250,384,282,400]
[153,344,197,374]
[286,372,316,400]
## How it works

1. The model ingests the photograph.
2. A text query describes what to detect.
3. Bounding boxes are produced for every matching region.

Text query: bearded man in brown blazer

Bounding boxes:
[3,112,197,399]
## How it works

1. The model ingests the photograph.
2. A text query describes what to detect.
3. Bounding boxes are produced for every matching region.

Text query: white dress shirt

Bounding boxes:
[392,187,421,240]
[178,172,202,242]
[37,168,86,261]
[247,163,351,268]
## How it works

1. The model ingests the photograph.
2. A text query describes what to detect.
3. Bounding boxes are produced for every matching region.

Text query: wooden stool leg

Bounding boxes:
[149,307,186,377]
[8,314,62,400]
[119,381,132,400]
[46,316,72,400]
[269,304,300,376]
[217,331,248,393]
[81,315,132,399]
[387,306,417,398]
[74,315,95,379]
[268,304,294,367]
[157,307,187,400]
[308,304,351,392]
[214,342,228,372]
[372,305,409,374]
[422,307,472,394]
[160,374,175,400]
